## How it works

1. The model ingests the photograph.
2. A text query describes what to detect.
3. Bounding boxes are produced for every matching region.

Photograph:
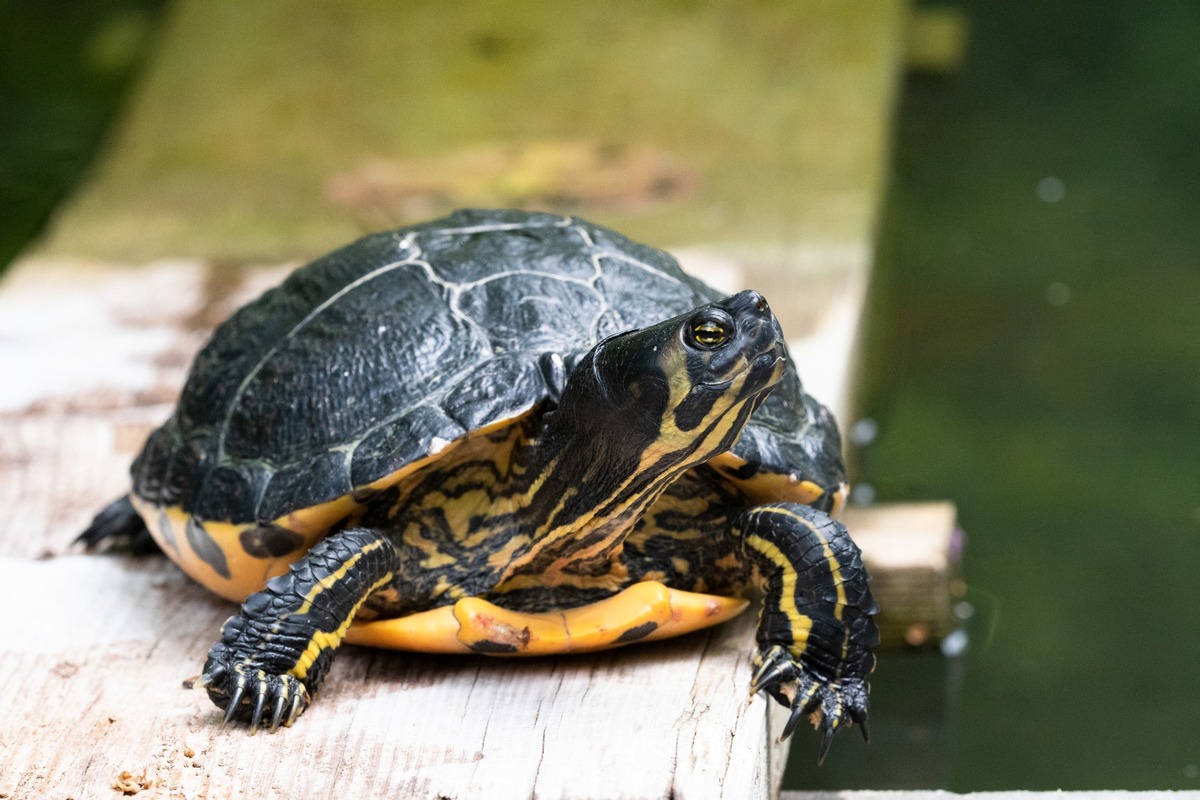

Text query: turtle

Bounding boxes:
[82,208,878,761]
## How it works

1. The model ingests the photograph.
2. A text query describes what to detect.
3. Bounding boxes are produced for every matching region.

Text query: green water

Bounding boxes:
[805,0,1200,790]
[4,0,1197,791]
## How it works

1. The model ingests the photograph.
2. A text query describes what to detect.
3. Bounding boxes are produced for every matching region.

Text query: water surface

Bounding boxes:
[805,0,1200,789]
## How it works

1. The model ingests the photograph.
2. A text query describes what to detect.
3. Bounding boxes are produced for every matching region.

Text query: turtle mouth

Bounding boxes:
[699,343,786,391]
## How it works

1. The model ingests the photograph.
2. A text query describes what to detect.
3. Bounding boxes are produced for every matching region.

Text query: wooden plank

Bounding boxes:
[0,256,805,799]
[783,793,1193,800]
[0,553,780,798]
[842,503,964,650]
[0,263,951,800]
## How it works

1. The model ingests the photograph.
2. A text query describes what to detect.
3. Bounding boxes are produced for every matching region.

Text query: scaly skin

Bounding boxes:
[196,488,878,757]
[197,527,399,732]
[624,471,878,761]
[738,503,878,763]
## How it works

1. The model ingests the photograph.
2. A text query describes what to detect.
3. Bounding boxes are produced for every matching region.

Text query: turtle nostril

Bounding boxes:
[754,294,769,312]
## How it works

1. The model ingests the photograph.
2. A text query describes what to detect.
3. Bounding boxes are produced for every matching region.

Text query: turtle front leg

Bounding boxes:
[734,503,879,762]
[195,527,399,732]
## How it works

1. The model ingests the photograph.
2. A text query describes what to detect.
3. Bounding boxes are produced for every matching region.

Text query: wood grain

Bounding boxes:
[0,258,795,799]
[0,247,958,797]
[0,553,783,798]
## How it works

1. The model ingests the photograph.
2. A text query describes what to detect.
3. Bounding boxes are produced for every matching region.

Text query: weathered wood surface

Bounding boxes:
[0,258,833,799]
[0,260,959,800]
[0,557,780,798]
[842,503,963,650]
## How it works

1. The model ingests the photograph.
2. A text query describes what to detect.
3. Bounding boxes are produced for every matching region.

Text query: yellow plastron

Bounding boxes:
[344,581,748,655]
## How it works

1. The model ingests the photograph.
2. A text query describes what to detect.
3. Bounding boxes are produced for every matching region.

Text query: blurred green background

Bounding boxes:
[2,0,1197,791]
[0,0,166,269]
[829,0,1200,790]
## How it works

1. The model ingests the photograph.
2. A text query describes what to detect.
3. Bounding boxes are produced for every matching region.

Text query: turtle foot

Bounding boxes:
[751,644,870,764]
[194,644,310,733]
[77,495,159,555]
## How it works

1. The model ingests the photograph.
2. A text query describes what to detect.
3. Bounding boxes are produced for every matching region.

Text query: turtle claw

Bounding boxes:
[206,661,228,686]
[222,682,246,728]
[200,649,310,732]
[750,650,797,699]
[288,689,305,727]
[782,700,807,740]
[752,644,870,763]
[270,692,288,732]
[249,682,270,735]
[817,727,835,766]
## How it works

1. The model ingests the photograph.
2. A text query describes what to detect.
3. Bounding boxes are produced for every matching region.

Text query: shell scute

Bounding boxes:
[192,463,264,523]
[258,447,354,523]
[348,404,466,489]
[438,354,549,433]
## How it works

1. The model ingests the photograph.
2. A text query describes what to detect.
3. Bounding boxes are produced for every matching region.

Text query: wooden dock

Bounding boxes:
[0,3,924,797]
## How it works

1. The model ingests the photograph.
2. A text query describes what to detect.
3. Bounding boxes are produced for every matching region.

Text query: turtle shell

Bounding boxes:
[133,209,844,531]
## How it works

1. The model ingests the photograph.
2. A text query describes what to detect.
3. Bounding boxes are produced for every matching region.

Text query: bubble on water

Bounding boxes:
[941,628,969,658]
[849,417,879,446]
[849,483,876,507]
[1046,282,1072,305]
[1037,176,1066,202]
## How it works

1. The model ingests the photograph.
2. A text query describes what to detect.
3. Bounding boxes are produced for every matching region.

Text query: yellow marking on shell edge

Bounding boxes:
[279,494,360,536]
[344,582,748,655]
[134,412,541,603]
[708,454,831,507]
[132,409,542,605]
[361,412,533,495]
[132,497,326,603]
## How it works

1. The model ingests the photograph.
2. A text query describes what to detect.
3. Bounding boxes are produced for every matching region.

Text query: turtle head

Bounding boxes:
[552,290,786,469]
[515,290,785,571]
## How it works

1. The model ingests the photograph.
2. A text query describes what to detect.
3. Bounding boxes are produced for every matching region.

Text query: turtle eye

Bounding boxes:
[689,316,731,349]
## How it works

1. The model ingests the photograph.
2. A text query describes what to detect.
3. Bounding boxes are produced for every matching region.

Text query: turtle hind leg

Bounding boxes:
[735,502,879,763]
[77,495,160,555]
[197,526,400,732]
